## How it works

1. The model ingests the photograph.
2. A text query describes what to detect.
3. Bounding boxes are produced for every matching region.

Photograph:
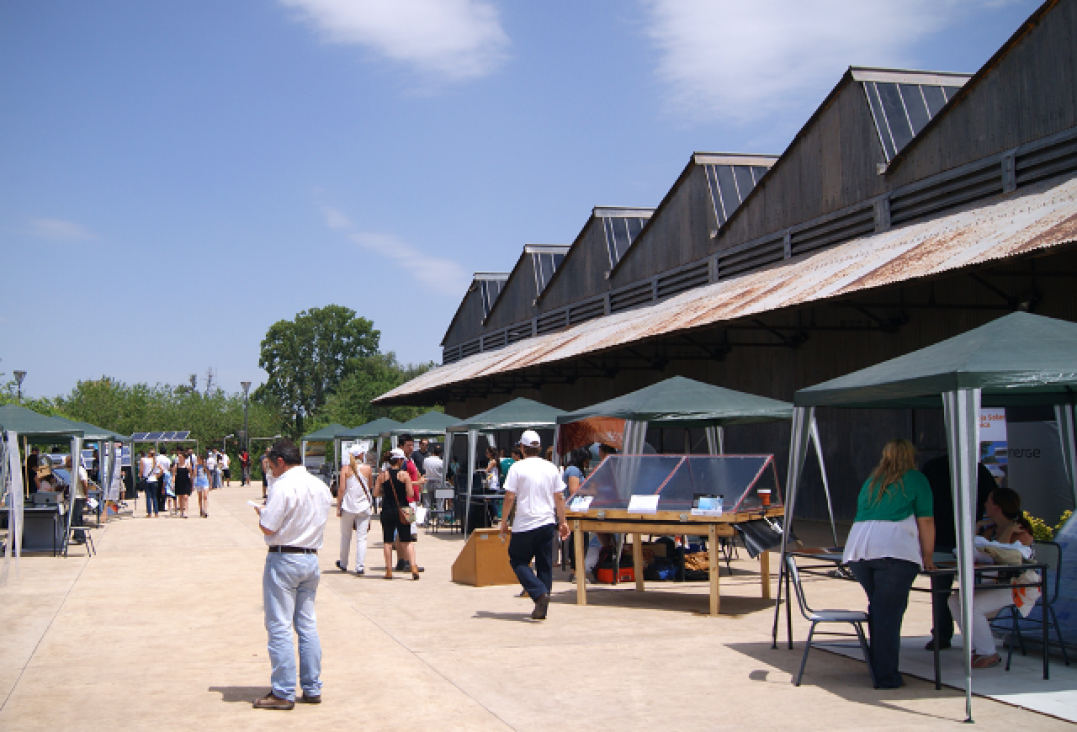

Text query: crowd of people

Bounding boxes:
[137,446,232,518]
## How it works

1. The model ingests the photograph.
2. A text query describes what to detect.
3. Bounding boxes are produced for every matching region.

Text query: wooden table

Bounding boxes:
[569,507,784,616]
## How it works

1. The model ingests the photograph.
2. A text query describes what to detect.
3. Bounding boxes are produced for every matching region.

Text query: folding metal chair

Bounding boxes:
[991,540,1070,670]
[786,554,876,687]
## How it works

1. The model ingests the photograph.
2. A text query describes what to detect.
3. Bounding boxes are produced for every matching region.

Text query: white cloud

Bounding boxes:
[281,0,509,82]
[643,0,1014,124]
[320,206,470,297]
[27,218,97,242]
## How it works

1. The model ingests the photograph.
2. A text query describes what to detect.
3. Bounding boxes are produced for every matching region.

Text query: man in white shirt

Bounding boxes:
[220,451,231,485]
[142,449,160,517]
[252,439,333,710]
[156,450,173,513]
[499,430,569,620]
[206,451,219,490]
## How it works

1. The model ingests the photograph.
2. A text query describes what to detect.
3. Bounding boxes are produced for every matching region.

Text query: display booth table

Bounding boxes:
[567,452,784,616]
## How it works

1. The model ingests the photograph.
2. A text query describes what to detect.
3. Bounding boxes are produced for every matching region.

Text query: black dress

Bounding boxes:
[380,469,414,544]
[174,458,193,496]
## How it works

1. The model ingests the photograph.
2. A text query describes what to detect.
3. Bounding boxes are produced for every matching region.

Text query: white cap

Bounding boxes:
[519,430,541,448]
[389,448,406,460]
[348,444,365,457]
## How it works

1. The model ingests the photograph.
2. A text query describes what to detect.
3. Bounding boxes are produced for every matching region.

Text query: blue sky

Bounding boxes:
[0,0,1039,399]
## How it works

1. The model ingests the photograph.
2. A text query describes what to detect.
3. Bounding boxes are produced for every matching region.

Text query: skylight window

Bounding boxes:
[528,245,569,295]
[705,164,771,228]
[862,81,963,161]
[602,215,649,269]
[478,278,506,318]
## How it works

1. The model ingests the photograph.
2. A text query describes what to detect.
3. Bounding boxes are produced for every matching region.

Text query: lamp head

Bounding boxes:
[13,370,26,386]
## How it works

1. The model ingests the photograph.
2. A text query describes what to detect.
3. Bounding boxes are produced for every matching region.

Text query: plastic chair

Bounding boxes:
[786,555,877,687]
[991,540,1070,670]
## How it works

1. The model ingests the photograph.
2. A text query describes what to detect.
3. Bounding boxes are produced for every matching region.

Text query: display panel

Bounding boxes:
[567,454,781,513]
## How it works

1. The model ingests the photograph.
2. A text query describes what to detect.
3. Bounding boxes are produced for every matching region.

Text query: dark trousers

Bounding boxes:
[848,557,920,689]
[508,523,557,600]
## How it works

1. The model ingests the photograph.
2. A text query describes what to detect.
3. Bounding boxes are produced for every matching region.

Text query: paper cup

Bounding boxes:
[758,489,772,506]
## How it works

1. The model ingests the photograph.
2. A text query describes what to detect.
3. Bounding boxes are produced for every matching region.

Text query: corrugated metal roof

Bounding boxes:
[376,172,1077,404]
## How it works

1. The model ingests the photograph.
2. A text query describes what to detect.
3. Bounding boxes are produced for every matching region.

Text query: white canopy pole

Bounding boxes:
[809,416,839,547]
[1054,404,1077,508]
[301,440,308,468]
[943,388,980,724]
[551,423,562,466]
[774,406,814,648]
[463,429,479,535]
[705,426,718,455]
[1,431,23,586]
[63,436,83,555]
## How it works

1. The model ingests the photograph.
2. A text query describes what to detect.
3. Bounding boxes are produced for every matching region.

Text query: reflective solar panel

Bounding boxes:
[131,432,150,440]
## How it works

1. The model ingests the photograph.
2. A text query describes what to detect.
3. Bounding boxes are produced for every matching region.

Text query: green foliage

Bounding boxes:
[55,376,281,455]
[257,305,380,437]
[318,353,437,430]
[1022,509,1075,541]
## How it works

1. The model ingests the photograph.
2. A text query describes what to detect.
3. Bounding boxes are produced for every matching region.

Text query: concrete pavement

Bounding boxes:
[1,482,1072,731]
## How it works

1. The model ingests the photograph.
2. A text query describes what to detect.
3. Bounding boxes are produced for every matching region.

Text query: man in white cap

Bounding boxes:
[499,430,569,620]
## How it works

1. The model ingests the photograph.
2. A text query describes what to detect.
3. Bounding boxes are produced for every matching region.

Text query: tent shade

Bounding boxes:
[50,416,128,442]
[381,411,460,439]
[0,404,84,439]
[557,376,794,428]
[795,312,1077,409]
[447,398,565,433]
[300,423,348,442]
[338,418,402,439]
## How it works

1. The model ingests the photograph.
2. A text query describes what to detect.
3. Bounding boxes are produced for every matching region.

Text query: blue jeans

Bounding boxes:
[143,481,158,514]
[508,523,557,600]
[263,553,322,701]
[848,557,920,688]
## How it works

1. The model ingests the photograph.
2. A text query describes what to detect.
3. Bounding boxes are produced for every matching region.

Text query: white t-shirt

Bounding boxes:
[142,456,157,482]
[206,455,217,471]
[504,457,565,533]
[424,456,444,483]
[220,454,230,469]
[260,465,333,549]
[156,455,172,474]
[341,469,372,515]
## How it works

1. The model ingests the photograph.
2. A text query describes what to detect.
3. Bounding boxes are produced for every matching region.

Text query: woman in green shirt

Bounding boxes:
[842,439,936,689]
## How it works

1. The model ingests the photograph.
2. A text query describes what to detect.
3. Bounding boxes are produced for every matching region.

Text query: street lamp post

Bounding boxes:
[13,371,26,404]
[241,382,251,453]
[222,433,234,451]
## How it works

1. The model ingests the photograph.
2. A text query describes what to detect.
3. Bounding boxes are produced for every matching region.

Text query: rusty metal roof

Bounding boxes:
[376,172,1077,404]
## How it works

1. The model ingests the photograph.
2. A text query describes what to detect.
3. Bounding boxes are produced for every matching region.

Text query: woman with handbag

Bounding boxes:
[374,448,419,580]
[336,444,373,575]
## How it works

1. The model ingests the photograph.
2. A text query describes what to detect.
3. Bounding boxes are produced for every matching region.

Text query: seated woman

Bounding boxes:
[843,439,936,689]
[947,486,1033,669]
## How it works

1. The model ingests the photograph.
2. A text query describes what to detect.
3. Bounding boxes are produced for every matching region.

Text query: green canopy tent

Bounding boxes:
[446,398,567,534]
[299,423,348,472]
[784,311,1077,722]
[557,376,837,542]
[0,405,85,577]
[336,418,403,470]
[49,416,131,526]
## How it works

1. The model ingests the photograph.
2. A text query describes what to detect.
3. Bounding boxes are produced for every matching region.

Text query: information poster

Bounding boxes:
[979,407,1008,488]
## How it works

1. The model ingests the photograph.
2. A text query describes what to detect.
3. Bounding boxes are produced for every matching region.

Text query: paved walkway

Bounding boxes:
[1,483,1072,731]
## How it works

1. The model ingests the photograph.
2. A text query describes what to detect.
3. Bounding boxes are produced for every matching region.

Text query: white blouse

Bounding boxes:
[843,515,924,569]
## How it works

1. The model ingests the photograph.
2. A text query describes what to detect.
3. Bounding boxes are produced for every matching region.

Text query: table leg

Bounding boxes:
[760,548,771,600]
[709,524,720,616]
[1044,571,1050,680]
[632,533,644,592]
[573,521,586,606]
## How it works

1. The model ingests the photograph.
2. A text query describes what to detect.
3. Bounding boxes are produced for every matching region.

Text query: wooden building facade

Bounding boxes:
[382,0,1077,521]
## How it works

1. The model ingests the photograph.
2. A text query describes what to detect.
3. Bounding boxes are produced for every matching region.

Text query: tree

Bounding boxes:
[256,305,380,436]
[319,353,436,428]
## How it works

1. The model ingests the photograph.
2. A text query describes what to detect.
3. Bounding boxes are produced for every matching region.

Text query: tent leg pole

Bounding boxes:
[810,417,838,547]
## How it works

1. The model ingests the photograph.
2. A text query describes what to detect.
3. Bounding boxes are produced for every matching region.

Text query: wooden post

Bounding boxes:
[632,533,644,592]
[709,524,720,616]
[760,548,771,600]
[573,520,586,606]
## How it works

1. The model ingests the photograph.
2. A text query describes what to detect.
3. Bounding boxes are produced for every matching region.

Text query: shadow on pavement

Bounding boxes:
[207,686,271,704]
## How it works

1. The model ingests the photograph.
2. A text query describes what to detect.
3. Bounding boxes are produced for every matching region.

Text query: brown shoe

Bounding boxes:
[253,692,294,710]
[298,693,321,704]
